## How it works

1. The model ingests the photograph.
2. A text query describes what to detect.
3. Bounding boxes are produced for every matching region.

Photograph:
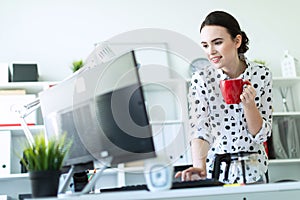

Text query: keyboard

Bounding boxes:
[100,184,148,192]
[100,179,223,193]
[171,179,224,189]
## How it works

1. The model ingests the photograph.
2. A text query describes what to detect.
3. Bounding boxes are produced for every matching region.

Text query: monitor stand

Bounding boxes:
[58,157,112,197]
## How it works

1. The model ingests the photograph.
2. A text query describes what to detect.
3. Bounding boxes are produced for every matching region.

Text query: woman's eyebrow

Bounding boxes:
[201,38,223,45]
[212,38,222,42]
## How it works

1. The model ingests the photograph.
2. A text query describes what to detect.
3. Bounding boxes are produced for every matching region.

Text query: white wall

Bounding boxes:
[0,0,299,81]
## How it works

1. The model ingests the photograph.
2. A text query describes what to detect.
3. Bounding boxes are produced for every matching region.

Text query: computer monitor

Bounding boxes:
[39,51,156,194]
[48,83,156,167]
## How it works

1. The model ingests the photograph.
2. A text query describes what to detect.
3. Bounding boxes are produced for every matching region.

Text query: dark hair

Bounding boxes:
[200,11,249,54]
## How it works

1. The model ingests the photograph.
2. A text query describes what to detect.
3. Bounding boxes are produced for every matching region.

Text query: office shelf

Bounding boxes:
[0,125,45,137]
[0,81,58,176]
[0,125,44,131]
[269,159,300,164]
[272,77,300,87]
[0,81,58,94]
[273,112,300,117]
[0,173,28,181]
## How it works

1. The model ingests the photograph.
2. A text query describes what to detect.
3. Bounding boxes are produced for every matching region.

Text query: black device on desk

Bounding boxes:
[100,179,224,193]
[39,51,156,196]
[100,165,224,193]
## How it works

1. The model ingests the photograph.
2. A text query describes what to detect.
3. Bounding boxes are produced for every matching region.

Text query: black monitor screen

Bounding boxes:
[56,103,95,167]
[94,83,156,164]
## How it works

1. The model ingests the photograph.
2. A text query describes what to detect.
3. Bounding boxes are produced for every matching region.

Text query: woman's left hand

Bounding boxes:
[240,84,256,108]
[239,80,263,135]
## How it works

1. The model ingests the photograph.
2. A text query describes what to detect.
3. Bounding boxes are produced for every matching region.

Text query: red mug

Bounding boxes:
[220,79,251,104]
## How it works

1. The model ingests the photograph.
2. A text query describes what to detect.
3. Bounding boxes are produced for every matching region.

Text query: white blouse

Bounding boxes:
[188,59,273,183]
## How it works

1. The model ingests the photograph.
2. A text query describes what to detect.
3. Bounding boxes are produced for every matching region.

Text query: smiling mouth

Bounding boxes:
[211,56,221,64]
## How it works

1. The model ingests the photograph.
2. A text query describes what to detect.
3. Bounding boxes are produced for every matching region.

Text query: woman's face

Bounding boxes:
[200,25,241,70]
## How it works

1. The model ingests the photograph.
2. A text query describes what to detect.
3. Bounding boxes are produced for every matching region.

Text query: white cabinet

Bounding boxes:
[0,82,57,177]
[271,77,300,158]
[269,77,300,181]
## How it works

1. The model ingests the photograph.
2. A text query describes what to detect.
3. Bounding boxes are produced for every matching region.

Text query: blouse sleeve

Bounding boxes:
[250,68,273,144]
[188,73,214,145]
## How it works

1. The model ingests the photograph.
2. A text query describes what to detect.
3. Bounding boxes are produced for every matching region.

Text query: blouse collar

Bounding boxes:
[217,57,251,80]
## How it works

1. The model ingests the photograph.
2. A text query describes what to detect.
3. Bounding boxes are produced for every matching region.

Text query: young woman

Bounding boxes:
[175,11,272,184]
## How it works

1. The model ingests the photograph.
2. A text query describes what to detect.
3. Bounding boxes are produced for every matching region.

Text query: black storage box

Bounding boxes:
[10,63,39,82]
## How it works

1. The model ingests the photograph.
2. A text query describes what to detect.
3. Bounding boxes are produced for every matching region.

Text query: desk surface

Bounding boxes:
[31,181,300,200]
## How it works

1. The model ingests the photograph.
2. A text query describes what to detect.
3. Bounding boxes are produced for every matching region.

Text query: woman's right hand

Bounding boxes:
[174,166,207,181]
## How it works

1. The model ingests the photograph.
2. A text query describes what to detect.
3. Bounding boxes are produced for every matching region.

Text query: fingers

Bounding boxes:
[174,171,182,179]
[174,167,207,181]
[181,168,193,181]
[244,85,256,97]
[240,85,256,103]
[175,169,192,181]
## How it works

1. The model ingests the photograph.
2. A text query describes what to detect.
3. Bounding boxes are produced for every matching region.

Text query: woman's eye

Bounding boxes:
[202,44,208,48]
[215,41,222,45]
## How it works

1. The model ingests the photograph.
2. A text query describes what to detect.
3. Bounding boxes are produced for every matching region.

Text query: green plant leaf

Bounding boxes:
[72,59,84,72]
[253,59,266,66]
[22,132,72,171]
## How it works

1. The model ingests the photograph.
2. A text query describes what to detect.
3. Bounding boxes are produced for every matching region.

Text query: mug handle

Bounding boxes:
[243,80,251,86]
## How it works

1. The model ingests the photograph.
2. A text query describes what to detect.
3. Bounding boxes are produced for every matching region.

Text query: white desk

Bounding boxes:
[31,181,300,200]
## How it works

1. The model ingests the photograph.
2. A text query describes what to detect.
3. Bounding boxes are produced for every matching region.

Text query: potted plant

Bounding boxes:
[21,133,72,198]
[71,59,84,72]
